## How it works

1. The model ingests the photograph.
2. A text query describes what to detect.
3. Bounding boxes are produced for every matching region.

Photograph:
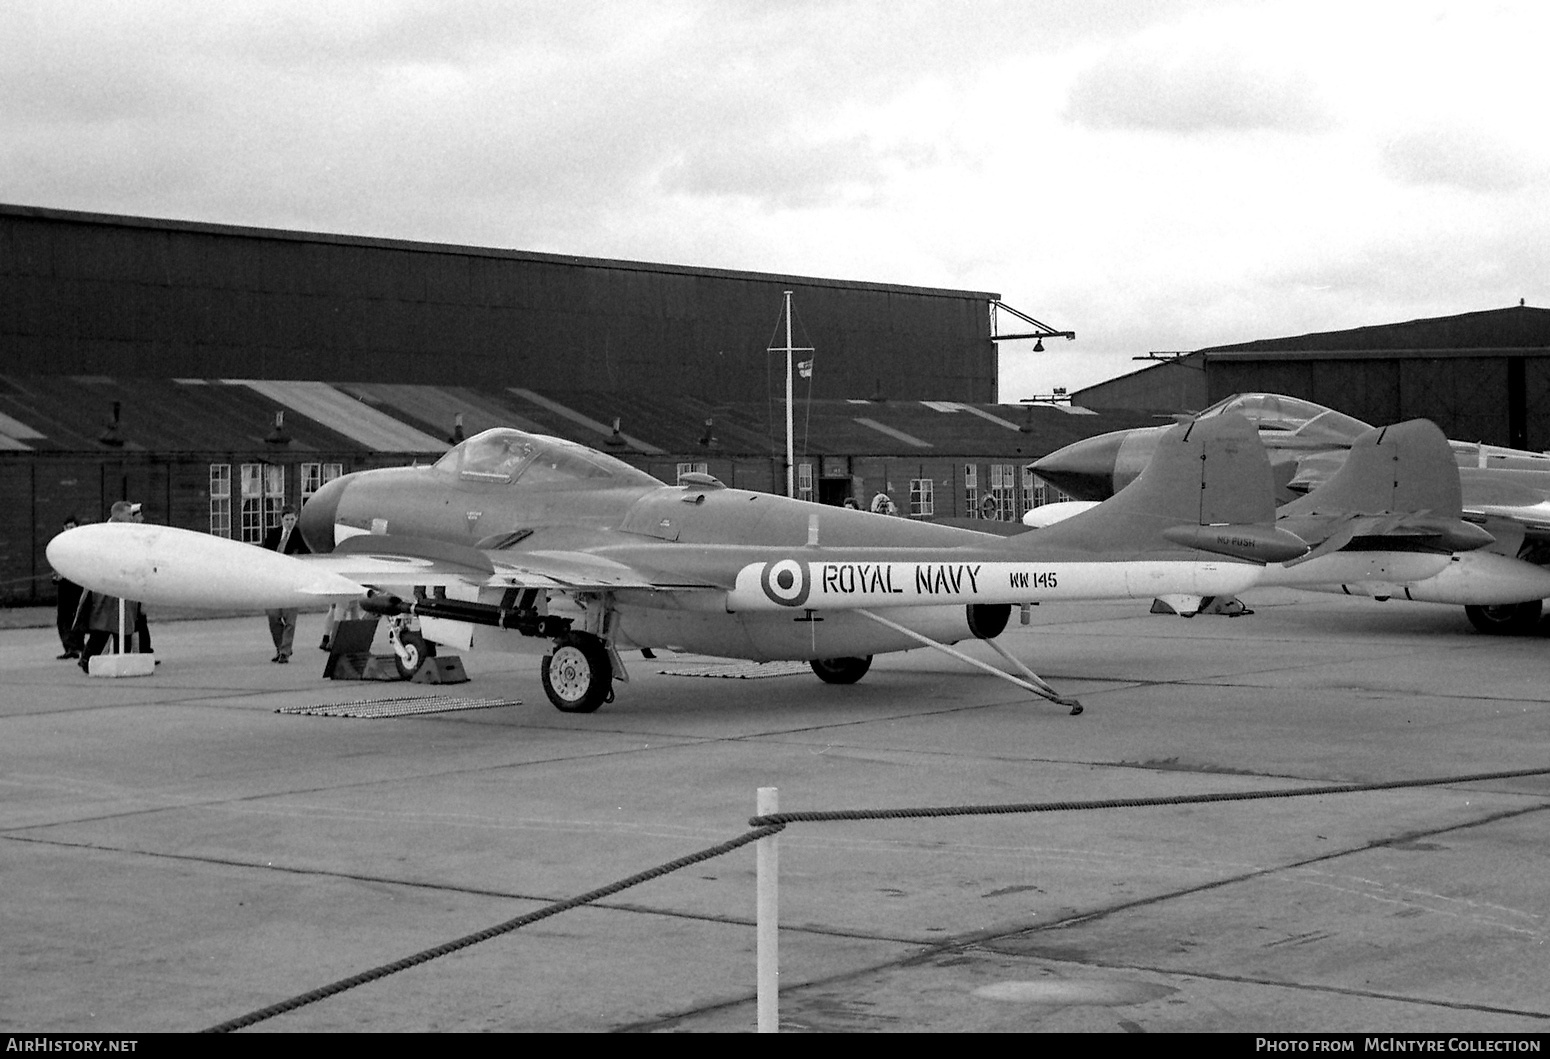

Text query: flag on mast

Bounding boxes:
[797,359,813,378]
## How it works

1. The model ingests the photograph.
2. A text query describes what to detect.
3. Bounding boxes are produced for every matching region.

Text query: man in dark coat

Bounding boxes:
[53,515,84,659]
[262,506,310,662]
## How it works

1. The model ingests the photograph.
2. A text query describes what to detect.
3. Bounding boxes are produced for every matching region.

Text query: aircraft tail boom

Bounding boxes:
[1021,412,1300,560]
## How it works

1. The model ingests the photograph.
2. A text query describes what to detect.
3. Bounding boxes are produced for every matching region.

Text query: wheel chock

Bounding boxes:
[410,656,469,684]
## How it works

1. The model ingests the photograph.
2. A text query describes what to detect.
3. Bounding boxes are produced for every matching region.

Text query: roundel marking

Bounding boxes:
[760,559,810,607]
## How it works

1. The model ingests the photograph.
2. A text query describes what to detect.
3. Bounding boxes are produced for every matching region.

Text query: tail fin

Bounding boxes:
[1280,419,1493,555]
[1282,419,1458,518]
[1021,412,1306,561]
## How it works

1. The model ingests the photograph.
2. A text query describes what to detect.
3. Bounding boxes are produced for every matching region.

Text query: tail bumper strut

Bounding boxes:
[855,608,1082,715]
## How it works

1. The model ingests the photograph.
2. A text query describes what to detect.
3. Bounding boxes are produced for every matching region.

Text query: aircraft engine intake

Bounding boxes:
[298,473,347,553]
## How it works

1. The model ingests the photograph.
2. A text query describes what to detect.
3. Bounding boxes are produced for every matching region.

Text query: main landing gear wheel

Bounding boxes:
[542,633,614,713]
[810,655,873,684]
[1465,600,1542,635]
[393,630,436,679]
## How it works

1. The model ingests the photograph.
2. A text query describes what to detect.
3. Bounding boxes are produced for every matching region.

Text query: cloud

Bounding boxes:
[0,1,1209,243]
[1266,224,1550,311]
[1380,125,1543,193]
[1064,45,1330,134]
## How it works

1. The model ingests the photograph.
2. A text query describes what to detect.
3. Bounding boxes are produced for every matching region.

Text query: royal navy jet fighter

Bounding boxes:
[1033,393,1550,504]
[1031,402,1550,630]
[47,413,1305,714]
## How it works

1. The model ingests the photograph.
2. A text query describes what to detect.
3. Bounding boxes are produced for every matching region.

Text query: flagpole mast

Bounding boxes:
[784,290,795,498]
[770,292,811,500]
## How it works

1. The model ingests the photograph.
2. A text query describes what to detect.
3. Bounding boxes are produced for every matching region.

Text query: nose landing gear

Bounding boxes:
[387,617,436,679]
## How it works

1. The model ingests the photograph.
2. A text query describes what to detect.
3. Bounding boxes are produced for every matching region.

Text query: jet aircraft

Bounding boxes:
[1031,394,1550,632]
[47,413,1305,715]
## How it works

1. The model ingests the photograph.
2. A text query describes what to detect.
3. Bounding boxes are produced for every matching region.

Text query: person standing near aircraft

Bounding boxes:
[128,502,155,655]
[75,501,141,672]
[262,506,309,662]
[52,515,84,659]
[318,598,363,653]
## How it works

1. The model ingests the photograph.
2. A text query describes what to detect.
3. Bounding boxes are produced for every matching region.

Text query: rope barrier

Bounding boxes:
[201,824,782,1033]
[201,764,1548,1032]
[748,766,1550,827]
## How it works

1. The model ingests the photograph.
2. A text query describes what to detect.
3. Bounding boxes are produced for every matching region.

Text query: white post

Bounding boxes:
[756,786,779,1032]
[117,597,126,655]
[783,292,795,499]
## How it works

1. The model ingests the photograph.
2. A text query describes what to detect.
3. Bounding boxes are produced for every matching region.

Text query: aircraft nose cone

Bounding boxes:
[1032,431,1126,501]
[299,474,347,553]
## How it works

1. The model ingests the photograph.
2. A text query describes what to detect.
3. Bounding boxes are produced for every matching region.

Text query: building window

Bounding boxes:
[240,463,286,543]
[1026,472,1071,509]
[990,463,1018,521]
[797,462,813,502]
[676,462,709,484]
[909,478,934,518]
[301,462,343,507]
[963,464,978,518]
[209,464,231,538]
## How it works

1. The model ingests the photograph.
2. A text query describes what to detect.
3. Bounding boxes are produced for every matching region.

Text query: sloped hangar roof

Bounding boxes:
[0,376,1157,460]
[0,376,445,454]
[1200,303,1550,356]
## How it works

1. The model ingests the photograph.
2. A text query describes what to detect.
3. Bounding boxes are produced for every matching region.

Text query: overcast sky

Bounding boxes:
[5,0,1547,401]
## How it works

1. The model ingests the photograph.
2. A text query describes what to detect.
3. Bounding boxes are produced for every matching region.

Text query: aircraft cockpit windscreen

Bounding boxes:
[435,428,659,487]
[1196,393,1370,443]
[1292,408,1371,443]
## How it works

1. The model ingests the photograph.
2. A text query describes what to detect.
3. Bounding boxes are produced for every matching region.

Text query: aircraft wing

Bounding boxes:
[1459,467,1550,544]
[325,533,719,592]
[45,524,720,613]
[1281,512,1491,566]
[491,551,718,590]
[309,534,722,592]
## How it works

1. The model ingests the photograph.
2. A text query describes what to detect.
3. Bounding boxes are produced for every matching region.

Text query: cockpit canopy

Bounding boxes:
[433,428,660,488]
[1195,393,1371,444]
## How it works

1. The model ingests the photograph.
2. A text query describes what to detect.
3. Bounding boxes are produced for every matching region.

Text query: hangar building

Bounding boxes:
[1071,304,1550,451]
[2,204,1002,403]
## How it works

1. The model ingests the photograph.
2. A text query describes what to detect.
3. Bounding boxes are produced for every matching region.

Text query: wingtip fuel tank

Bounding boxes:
[47,523,366,610]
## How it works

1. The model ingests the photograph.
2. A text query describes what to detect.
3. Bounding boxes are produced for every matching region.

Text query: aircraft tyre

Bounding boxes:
[1464,600,1543,635]
[810,655,873,684]
[542,633,613,712]
[393,630,436,679]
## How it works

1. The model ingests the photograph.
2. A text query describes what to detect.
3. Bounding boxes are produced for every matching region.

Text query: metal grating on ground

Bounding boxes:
[277,695,521,719]
[657,660,812,679]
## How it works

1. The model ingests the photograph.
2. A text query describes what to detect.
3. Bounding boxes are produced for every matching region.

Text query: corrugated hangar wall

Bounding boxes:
[1,205,998,403]
[1207,355,1550,450]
